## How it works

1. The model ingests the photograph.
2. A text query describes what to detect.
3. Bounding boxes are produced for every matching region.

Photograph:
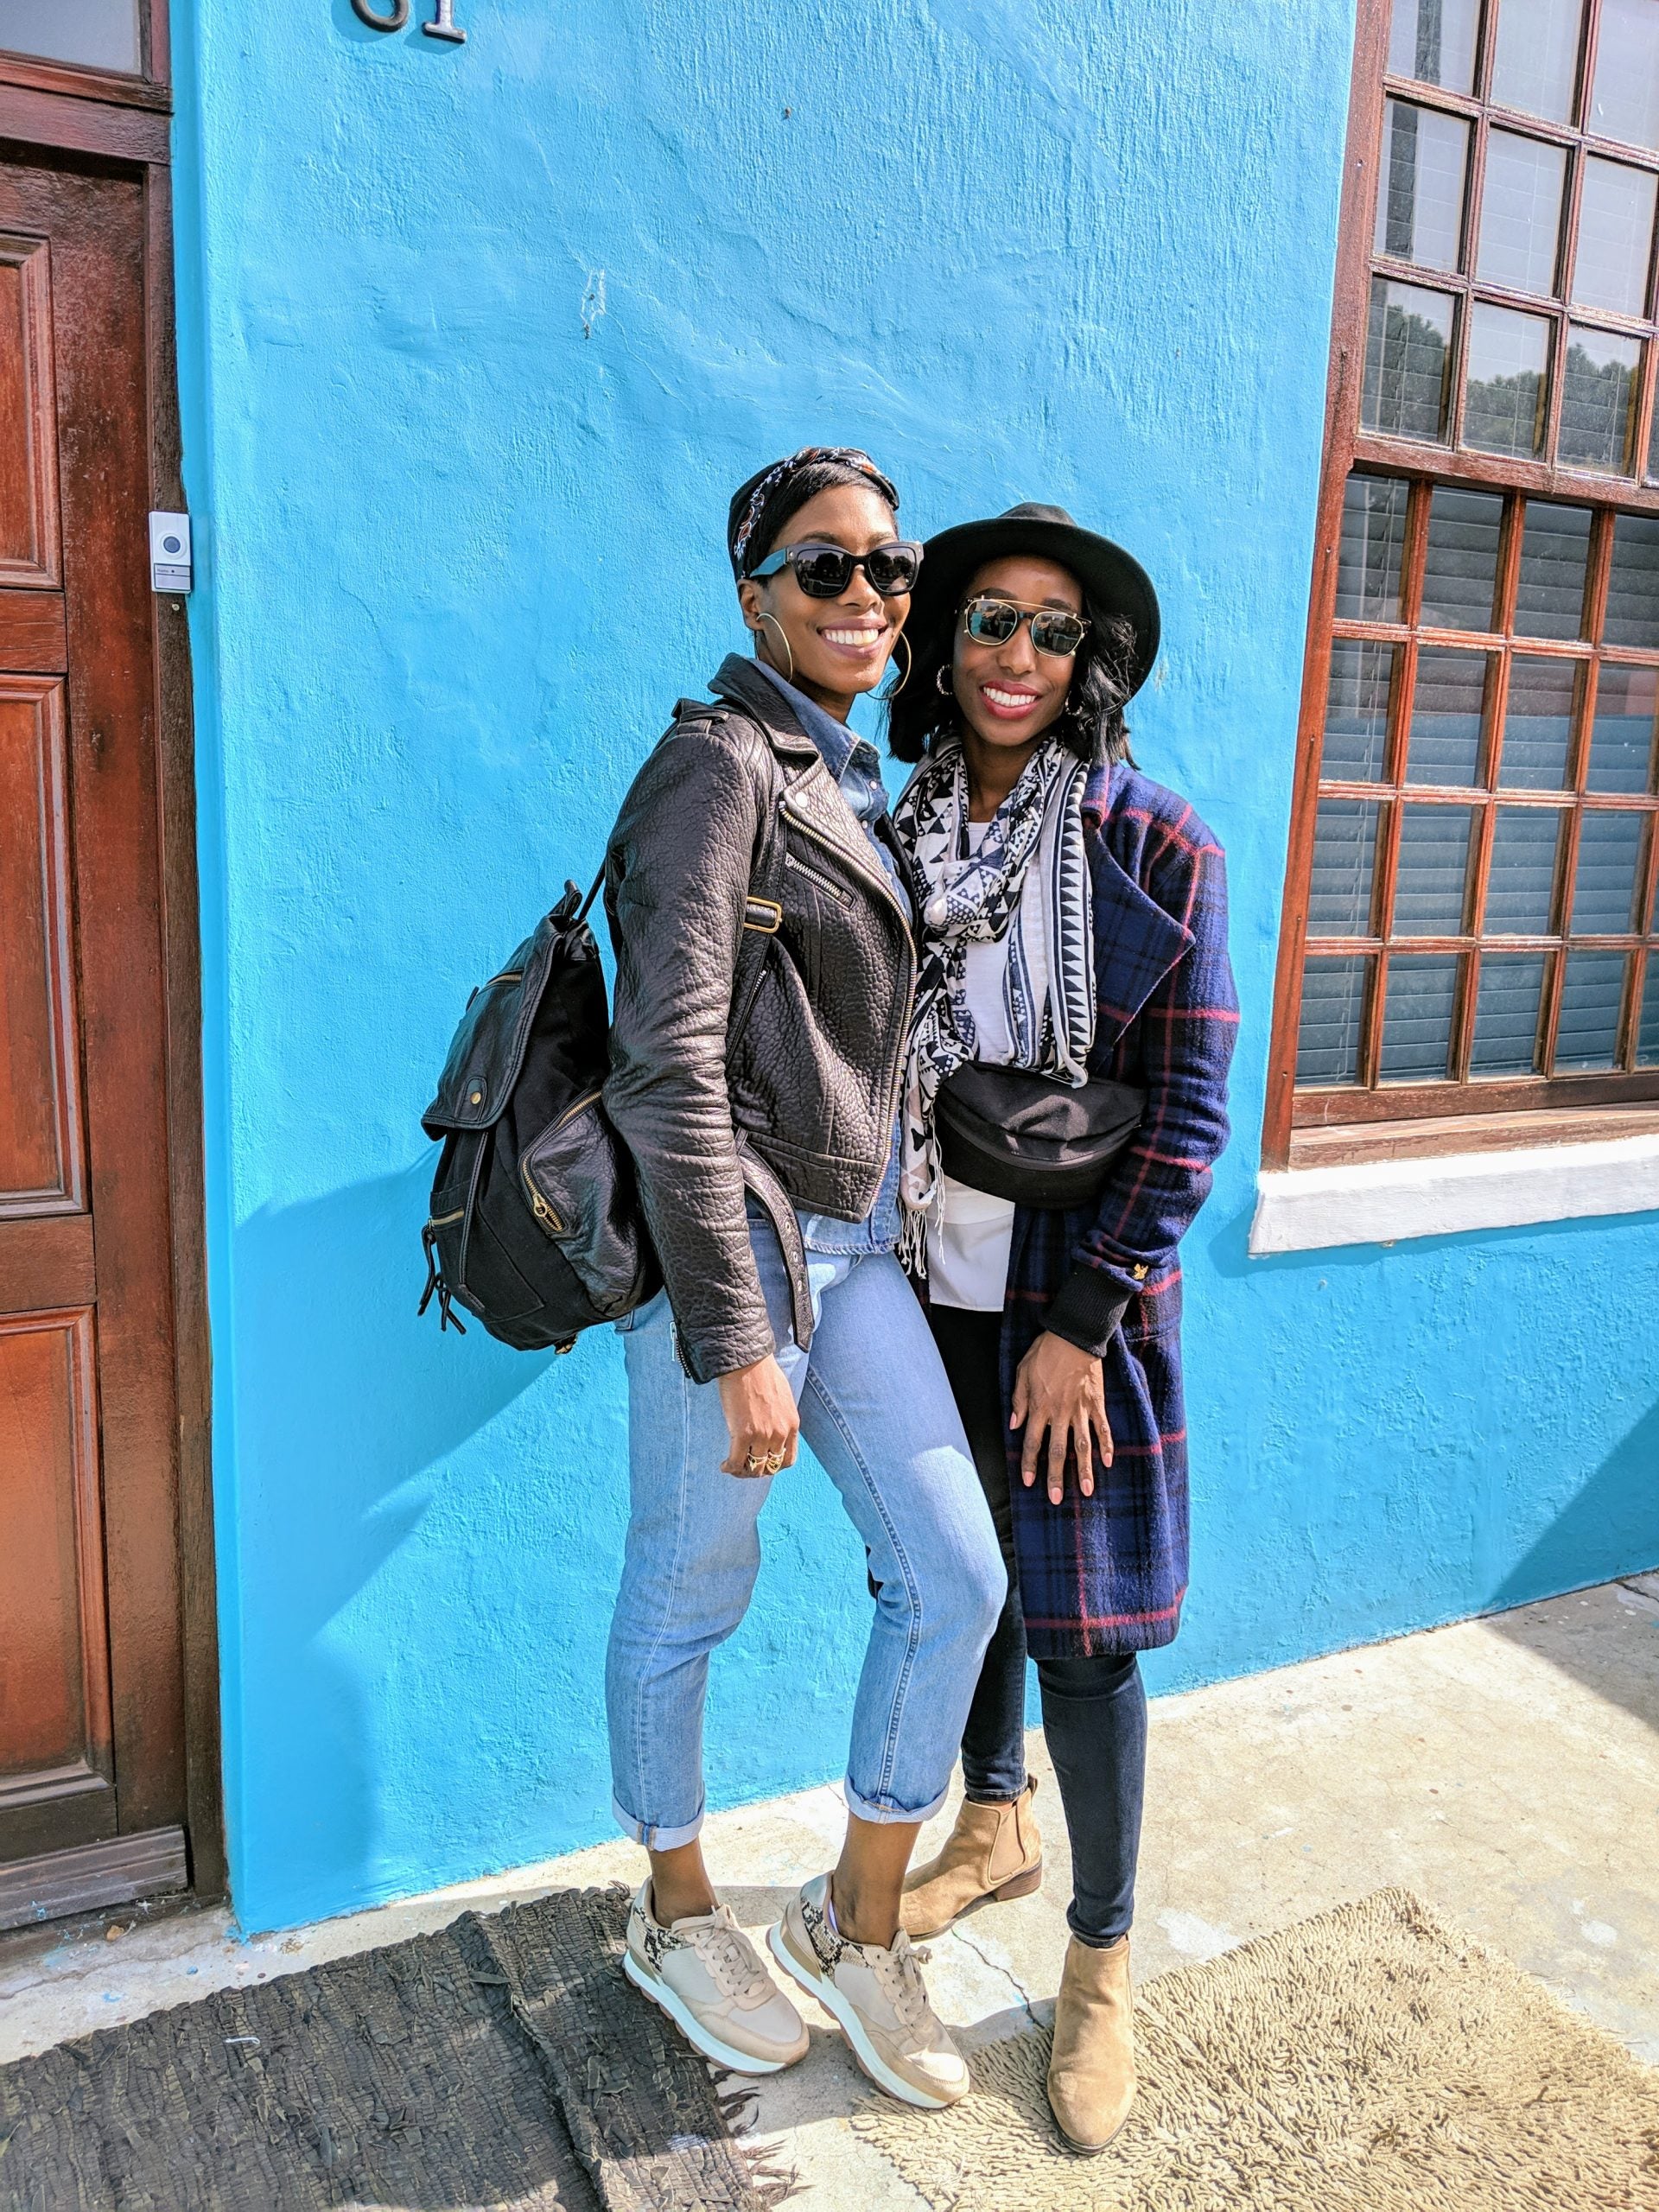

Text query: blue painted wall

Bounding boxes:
[169,0,1659,1933]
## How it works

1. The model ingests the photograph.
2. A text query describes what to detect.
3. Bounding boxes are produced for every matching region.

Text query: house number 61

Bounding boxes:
[350,0,467,41]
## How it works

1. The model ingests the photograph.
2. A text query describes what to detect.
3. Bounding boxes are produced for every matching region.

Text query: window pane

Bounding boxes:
[1570,809,1646,929]
[1471,951,1547,1071]
[1638,957,1659,1062]
[1376,101,1471,271]
[1558,326,1641,473]
[1476,131,1567,294]
[1379,953,1461,1079]
[1485,805,1566,929]
[1464,303,1551,455]
[1407,647,1491,782]
[0,1,141,71]
[1296,956,1370,1084]
[1309,799,1382,932]
[1573,160,1656,317]
[1389,0,1481,92]
[1554,948,1629,1065]
[1421,485,1503,626]
[1491,0,1585,124]
[1604,513,1659,646]
[1588,663,1658,790]
[1393,804,1474,931]
[1514,502,1592,639]
[1590,0,1659,151]
[1498,655,1578,786]
[1324,642,1396,780]
[1363,279,1455,440]
[1336,475,1409,620]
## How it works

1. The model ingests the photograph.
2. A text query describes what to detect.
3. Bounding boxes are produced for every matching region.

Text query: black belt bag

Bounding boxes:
[935,1063,1146,1210]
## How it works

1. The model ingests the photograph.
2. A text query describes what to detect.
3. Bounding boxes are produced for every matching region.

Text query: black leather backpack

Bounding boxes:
[418,870,658,1351]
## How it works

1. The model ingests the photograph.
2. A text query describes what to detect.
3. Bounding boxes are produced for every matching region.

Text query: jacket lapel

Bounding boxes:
[1084,766,1193,1049]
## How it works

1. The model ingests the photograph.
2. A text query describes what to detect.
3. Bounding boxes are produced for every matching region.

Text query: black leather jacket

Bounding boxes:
[603,655,916,1383]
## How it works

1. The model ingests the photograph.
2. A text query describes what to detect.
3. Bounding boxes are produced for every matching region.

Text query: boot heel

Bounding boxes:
[993,1860,1043,1902]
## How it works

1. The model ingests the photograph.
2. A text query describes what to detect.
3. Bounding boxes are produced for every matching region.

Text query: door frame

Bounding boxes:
[0,10,224,1906]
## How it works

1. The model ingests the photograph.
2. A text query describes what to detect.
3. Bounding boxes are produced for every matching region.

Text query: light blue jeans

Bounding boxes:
[607,1211,1007,1847]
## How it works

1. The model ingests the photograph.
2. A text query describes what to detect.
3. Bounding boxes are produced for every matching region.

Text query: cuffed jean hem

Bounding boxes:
[842,1775,951,1827]
[612,1792,704,1851]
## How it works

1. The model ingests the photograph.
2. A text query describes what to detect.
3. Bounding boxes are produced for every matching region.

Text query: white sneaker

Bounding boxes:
[769,1872,971,2108]
[622,1880,810,2075]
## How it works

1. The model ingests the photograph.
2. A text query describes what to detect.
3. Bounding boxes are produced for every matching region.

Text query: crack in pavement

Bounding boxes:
[948,1923,1041,2030]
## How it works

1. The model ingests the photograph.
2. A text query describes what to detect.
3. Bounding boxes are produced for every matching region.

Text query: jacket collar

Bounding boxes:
[710,653,822,761]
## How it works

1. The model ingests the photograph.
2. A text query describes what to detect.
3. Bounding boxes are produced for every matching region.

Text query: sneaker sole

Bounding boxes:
[620,1947,803,2075]
[766,1920,965,2111]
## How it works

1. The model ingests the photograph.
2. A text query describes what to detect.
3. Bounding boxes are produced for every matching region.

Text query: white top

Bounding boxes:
[926,820,1019,1312]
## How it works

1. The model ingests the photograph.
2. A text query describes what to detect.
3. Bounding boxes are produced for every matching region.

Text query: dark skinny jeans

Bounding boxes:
[928,1304,1147,1948]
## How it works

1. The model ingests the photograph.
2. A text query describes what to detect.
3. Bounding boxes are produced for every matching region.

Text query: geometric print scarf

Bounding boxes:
[891,732,1096,1264]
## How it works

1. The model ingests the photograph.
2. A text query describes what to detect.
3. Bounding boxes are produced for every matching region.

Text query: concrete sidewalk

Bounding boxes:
[4,1581,1656,2206]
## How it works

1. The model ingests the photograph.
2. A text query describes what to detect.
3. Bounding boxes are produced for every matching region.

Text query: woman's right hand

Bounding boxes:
[717,1355,800,1478]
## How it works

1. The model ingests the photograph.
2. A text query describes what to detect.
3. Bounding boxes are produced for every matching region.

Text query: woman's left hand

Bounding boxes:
[1010,1331,1113,1504]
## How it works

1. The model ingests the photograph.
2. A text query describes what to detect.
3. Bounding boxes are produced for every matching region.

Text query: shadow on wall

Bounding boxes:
[1487,1397,1659,1737]
[228,1159,556,1920]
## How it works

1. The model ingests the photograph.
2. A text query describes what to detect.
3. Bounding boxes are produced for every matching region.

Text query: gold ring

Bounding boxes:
[745,1453,768,1475]
[764,1451,785,1472]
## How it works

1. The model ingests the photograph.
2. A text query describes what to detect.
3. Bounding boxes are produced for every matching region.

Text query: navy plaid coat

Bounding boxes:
[999,762,1237,1658]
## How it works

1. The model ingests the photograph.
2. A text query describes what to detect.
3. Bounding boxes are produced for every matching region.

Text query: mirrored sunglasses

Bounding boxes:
[963,595,1090,658]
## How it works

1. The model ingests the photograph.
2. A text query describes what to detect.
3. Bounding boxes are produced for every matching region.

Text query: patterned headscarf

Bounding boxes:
[727,447,900,578]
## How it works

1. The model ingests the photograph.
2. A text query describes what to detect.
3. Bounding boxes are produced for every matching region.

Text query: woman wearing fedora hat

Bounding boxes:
[886,505,1238,2152]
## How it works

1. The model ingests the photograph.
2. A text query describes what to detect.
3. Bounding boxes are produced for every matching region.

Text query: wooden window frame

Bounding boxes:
[0,0,170,117]
[1266,0,1659,1170]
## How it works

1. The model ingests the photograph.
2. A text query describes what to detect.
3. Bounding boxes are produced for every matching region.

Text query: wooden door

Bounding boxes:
[0,154,191,1910]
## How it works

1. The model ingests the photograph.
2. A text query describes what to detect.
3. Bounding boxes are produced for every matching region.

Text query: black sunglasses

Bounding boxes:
[963,594,1090,658]
[747,539,924,598]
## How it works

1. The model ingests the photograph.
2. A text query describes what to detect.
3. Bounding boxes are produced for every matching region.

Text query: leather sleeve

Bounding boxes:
[603,717,778,1385]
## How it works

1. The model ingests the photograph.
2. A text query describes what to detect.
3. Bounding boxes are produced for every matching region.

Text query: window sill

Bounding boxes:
[1249,1129,1659,1255]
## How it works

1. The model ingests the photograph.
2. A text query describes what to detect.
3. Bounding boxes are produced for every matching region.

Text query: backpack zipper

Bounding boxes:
[519,1088,604,1233]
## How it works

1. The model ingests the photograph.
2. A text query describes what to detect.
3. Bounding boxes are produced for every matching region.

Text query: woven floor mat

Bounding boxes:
[855,1888,1659,2211]
[0,1884,783,2212]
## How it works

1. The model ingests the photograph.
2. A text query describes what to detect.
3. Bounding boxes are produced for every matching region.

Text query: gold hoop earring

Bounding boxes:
[882,632,912,700]
[753,611,794,683]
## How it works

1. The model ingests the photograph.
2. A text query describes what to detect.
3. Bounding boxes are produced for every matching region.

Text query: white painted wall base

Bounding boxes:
[1249,1132,1659,1255]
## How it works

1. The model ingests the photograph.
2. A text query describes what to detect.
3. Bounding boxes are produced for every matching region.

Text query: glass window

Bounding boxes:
[1587,663,1658,790]
[0,1,142,72]
[1420,485,1503,626]
[1363,279,1456,440]
[1376,101,1471,271]
[1470,950,1548,1071]
[1569,808,1646,927]
[1572,160,1656,318]
[1514,502,1592,637]
[1484,805,1566,929]
[1604,513,1659,645]
[1309,799,1382,932]
[1558,326,1642,472]
[1477,131,1568,295]
[1295,957,1371,1084]
[1324,642,1397,780]
[1554,947,1629,1064]
[1638,957,1659,1062]
[1491,0,1586,124]
[1378,953,1461,1077]
[1336,475,1409,619]
[1464,303,1552,455]
[1499,655,1579,785]
[1590,0,1659,152]
[1392,803,1474,931]
[1407,647,1491,782]
[1389,0,1481,93]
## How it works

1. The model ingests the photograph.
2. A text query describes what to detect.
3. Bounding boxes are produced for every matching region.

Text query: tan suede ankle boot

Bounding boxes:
[899,1780,1042,1939]
[1046,1932,1135,2152]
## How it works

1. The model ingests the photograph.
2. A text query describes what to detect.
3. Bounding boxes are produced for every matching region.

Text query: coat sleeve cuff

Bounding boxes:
[1043,1265,1130,1359]
[677,1318,780,1389]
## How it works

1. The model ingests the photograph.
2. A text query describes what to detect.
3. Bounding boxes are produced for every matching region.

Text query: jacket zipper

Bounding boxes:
[520,1087,604,1234]
[784,849,851,904]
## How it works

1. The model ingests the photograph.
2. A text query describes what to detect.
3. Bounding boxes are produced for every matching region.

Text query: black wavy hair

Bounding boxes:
[886,585,1137,768]
[726,451,900,579]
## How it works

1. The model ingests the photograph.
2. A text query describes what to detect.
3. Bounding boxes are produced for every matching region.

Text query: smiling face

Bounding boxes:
[736,482,908,721]
[949,555,1084,767]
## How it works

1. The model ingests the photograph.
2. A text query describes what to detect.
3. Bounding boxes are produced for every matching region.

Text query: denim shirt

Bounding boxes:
[749,658,907,1255]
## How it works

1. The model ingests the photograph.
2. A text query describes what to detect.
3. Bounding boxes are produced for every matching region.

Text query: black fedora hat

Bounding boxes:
[912,503,1160,698]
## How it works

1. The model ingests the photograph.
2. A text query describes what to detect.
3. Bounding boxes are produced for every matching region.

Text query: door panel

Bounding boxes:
[0,675,83,1217]
[0,156,188,1867]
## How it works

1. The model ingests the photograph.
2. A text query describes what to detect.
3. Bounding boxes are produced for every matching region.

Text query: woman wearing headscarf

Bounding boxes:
[887,505,1237,2152]
[601,448,1006,2110]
